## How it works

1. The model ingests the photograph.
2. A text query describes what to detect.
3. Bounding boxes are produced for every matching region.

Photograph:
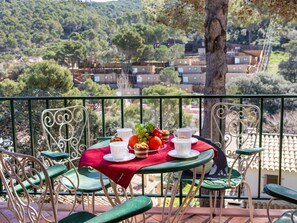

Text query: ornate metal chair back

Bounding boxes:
[210,102,261,176]
[41,105,90,162]
[0,148,58,223]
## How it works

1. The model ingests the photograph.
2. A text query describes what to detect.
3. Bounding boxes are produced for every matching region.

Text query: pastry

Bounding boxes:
[110,136,123,142]
[134,142,149,158]
[162,130,170,143]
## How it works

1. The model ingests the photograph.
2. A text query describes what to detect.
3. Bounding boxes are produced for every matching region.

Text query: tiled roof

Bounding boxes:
[248,133,297,172]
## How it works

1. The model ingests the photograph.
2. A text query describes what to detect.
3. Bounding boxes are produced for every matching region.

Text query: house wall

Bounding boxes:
[246,169,297,196]
[177,66,202,74]
[182,73,205,84]
[136,74,160,84]
[93,73,117,84]
[132,65,155,75]
[117,88,140,96]
[227,64,249,73]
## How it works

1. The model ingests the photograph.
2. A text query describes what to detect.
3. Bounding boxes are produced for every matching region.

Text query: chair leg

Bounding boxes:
[92,192,95,213]
[81,193,85,211]
[243,181,254,223]
[209,190,214,223]
[219,190,225,223]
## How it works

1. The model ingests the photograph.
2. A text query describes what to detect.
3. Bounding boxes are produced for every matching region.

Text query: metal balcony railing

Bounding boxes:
[0,94,297,205]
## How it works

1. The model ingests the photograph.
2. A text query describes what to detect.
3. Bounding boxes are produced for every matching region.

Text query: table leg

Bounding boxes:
[172,164,206,223]
[99,173,143,223]
[162,171,183,223]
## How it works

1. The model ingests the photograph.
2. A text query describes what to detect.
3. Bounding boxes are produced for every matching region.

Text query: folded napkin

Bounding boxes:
[78,136,216,188]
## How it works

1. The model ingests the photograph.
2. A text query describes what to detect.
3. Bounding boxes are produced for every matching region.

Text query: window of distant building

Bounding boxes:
[153,76,156,80]
[189,67,192,71]
[147,76,151,80]
[132,68,138,74]
[142,68,145,71]
[266,175,278,185]
[183,77,189,83]
[137,76,142,83]
[235,58,240,64]
[94,76,100,82]
[178,67,184,74]
[194,76,197,80]
[105,76,108,79]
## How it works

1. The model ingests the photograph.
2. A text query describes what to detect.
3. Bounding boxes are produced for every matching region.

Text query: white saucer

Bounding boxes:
[103,153,135,162]
[168,150,200,159]
[171,137,198,144]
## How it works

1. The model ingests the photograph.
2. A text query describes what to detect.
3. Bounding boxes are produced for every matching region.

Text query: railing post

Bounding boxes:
[159,98,163,129]
[257,98,264,198]
[179,97,182,128]
[28,100,35,157]
[102,99,106,136]
[278,97,285,185]
[10,99,16,152]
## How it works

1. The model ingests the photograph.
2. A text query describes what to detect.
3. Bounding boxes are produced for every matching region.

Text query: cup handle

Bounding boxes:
[173,131,178,138]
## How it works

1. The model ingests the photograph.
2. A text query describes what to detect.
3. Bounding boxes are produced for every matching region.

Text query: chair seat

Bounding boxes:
[274,210,297,223]
[89,140,110,149]
[264,184,297,205]
[59,196,153,223]
[201,168,242,190]
[58,211,96,223]
[182,168,242,190]
[15,164,67,193]
[61,167,110,192]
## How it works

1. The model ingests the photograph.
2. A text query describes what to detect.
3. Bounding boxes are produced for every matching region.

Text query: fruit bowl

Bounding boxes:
[148,144,167,153]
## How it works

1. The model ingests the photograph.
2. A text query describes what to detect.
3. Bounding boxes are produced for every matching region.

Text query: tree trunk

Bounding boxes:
[202,0,228,140]
[200,0,229,208]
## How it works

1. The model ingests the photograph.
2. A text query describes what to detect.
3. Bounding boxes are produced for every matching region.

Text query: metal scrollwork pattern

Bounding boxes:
[211,103,260,155]
[41,105,90,162]
[0,148,57,223]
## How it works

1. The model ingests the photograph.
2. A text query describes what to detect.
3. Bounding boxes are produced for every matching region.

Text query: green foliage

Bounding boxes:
[142,85,192,129]
[268,51,289,74]
[279,40,297,83]
[83,78,116,97]
[0,79,23,97]
[154,45,169,62]
[159,67,181,85]
[112,28,145,61]
[83,78,117,108]
[18,60,73,96]
[227,72,297,114]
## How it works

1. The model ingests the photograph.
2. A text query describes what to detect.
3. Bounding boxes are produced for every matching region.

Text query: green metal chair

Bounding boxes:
[264,184,297,223]
[40,105,110,213]
[183,102,263,223]
[0,147,153,223]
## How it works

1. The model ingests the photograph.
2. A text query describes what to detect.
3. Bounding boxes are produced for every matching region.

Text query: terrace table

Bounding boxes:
[79,136,215,223]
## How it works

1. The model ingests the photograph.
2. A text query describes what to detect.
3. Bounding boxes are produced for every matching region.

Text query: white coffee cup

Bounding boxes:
[174,127,192,139]
[110,141,129,160]
[173,138,192,157]
[116,128,132,142]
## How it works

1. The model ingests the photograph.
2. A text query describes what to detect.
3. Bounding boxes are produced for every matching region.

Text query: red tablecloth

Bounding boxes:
[78,136,216,188]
